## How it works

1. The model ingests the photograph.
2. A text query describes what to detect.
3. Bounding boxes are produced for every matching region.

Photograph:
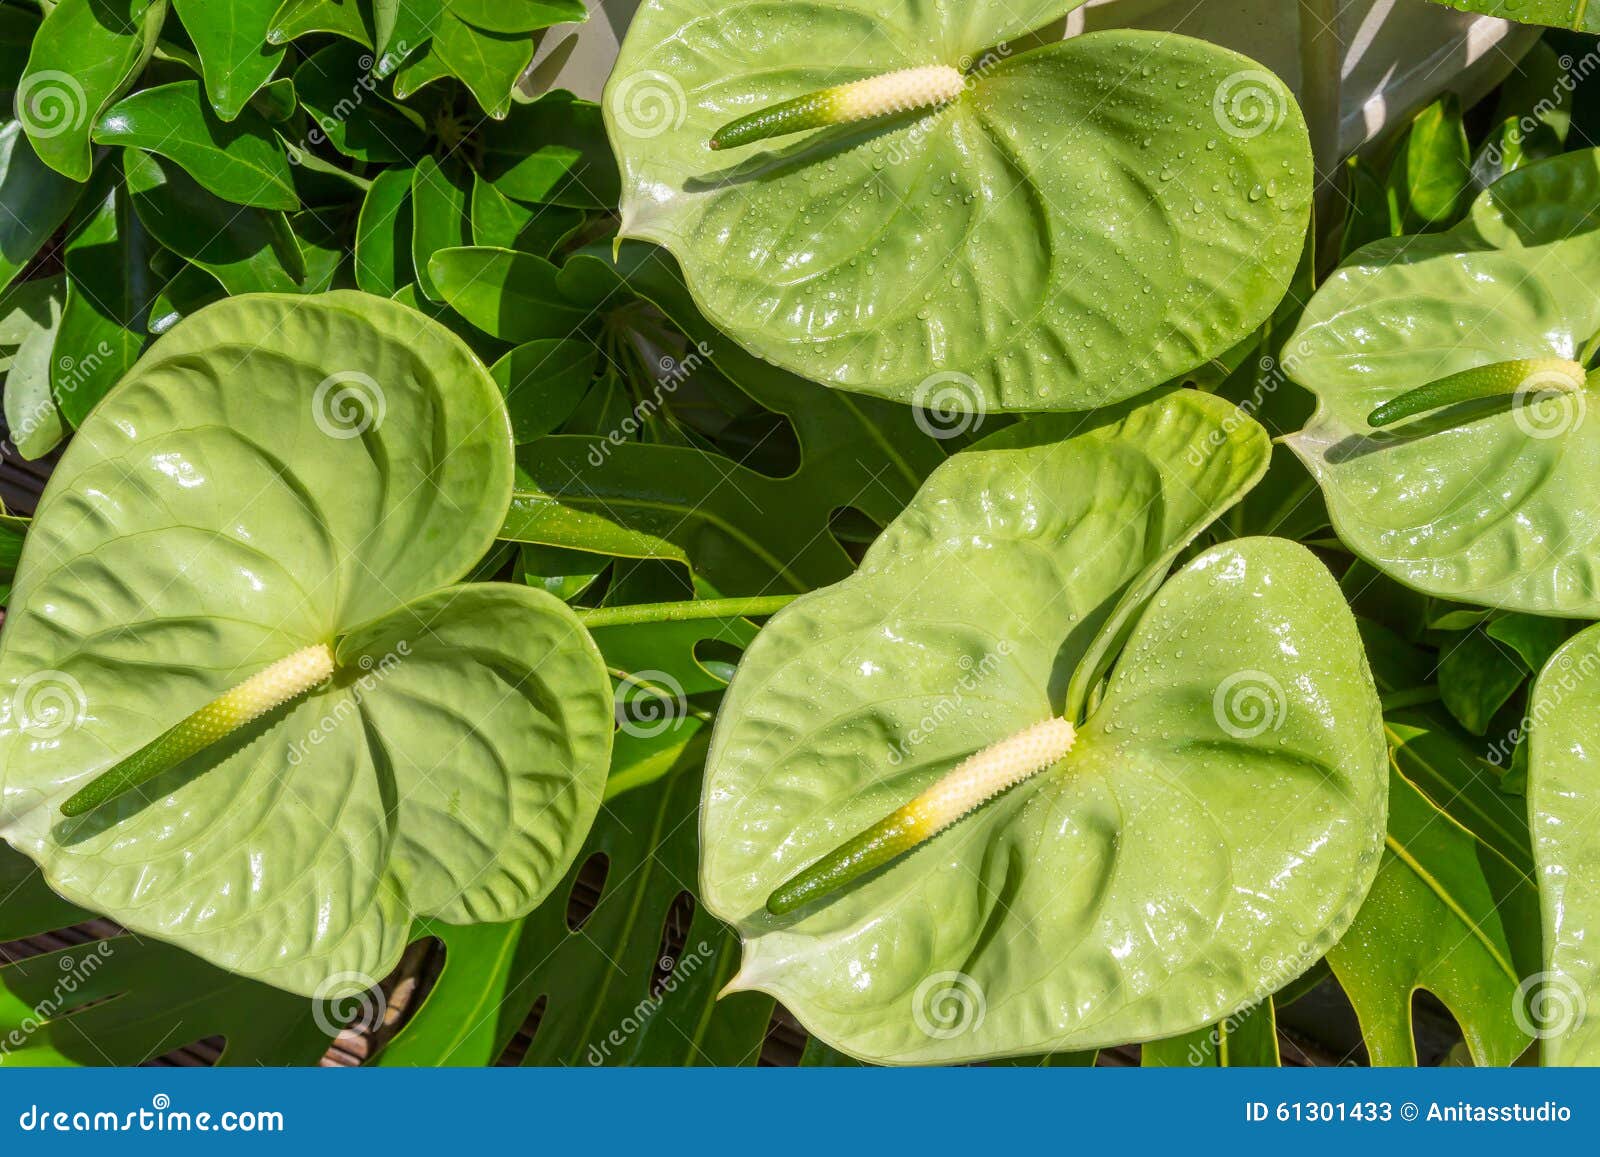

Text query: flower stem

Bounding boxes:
[766,717,1077,915]
[709,65,966,151]
[578,594,799,629]
[60,644,336,818]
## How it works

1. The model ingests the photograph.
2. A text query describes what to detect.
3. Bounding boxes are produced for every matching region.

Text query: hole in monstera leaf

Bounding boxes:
[827,506,883,565]
[495,994,550,1068]
[650,890,696,999]
[692,638,744,684]
[566,852,611,933]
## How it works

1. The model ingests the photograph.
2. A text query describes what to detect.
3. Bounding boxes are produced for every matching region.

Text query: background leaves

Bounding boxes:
[0,0,1595,1069]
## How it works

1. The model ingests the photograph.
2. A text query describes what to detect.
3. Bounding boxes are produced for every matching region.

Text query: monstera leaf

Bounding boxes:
[606,1,1312,412]
[0,292,614,997]
[1286,149,1600,615]
[1528,625,1600,1065]
[701,390,1388,1063]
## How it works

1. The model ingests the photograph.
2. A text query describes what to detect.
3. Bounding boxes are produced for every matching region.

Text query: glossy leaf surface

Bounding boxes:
[702,391,1387,1062]
[172,0,286,120]
[608,3,1311,411]
[1529,625,1600,1065]
[93,80,299,211]
[17,0,165,180]
[0,292,612,996]
[1287,149,1600,615]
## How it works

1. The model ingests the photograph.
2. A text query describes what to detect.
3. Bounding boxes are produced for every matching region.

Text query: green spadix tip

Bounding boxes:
[708,65,966,152]
[764,717,1076,915]
[1366,357,1588,429]
[59,643,336,818]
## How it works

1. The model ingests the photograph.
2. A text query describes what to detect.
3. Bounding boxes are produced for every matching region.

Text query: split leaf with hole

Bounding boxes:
[1286,149,1600,616]
[700,390,1387,1063]
[0,292,614,998]
[606,0,1312,413]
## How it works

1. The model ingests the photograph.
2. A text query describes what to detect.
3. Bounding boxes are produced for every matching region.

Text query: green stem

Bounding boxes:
[579,594,799,629]
[1366,357,1587,428]
[1379,686,1442,712]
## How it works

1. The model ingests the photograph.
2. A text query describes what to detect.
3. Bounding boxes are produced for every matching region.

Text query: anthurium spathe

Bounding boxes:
[1286,149,1600,616]
[0,292,614,997]
[700,391,1387,1063]
[606,0,1312,413]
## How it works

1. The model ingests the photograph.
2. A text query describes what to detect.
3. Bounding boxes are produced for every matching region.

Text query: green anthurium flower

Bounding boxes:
[1528,625,1600,1065]
[0,292,614,998]
[605,0,1312,413]
[1286,148,1600,616]
[700,391,1387,1063]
